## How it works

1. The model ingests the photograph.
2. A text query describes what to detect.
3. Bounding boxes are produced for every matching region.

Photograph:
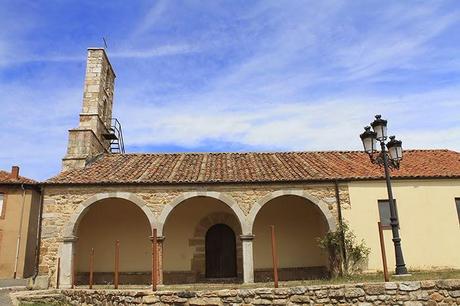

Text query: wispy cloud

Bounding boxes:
[117,86,460,152]
[1,1,460,180]
[131,0,169,38]
[110,44,200,59]
[1,44,199,66]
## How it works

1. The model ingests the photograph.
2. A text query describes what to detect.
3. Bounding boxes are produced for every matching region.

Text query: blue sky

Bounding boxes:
[1,1,460,180]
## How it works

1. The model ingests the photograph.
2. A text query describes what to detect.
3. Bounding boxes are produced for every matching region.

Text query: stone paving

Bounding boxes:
[0,279,28,306]
[0,289,15,306]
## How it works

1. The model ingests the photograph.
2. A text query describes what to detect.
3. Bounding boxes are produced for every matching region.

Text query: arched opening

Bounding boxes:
[74,198,151,285]
[253,195,329,282]
[205,224,237,278]
[162,196,243,284]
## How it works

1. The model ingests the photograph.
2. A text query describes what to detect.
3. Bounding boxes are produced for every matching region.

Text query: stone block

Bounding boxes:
[272,299,288,305]
[217,289,237,297]
[384,282,398,290]
[315,289,329,298]
[290,286,307,295]
[189,297,223,305]
[403,302,423,306]
[409,290,429,301]
[239,289,256,297]
[437,279,460,290]
[421,280,436,289]
[255,288,273,294]
[160,295,187,303]
[344,288,365,298]
[430,292,445,302]
[222,296,243,303]
[142,295,160,304]
[363,283,385,295]
[252,298,273,305]
[177,291,197,298]
[31,275,50,289]
[273,288,290,296]
[328,288,345,299]
[290,294,311,303]
[450,290,460,298]
[400,282,421,291]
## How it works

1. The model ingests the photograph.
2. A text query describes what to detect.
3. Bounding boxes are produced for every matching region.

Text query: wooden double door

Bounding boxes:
[205,224,237,278]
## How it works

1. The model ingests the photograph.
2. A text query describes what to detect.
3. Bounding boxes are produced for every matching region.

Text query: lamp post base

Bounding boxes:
[393,273,412,278]
[395,264,408,276]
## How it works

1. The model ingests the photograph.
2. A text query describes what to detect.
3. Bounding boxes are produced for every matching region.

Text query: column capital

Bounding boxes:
[149,236,165,242]
[240,234,255,241]
[61,235,78,243]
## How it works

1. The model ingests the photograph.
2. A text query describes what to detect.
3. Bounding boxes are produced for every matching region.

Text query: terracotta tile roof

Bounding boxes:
[45,149,460,185]
[0,170,37,185]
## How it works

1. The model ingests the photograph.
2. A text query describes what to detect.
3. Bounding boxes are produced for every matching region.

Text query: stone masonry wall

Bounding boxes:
[40,183,350,285]
[14,279,460,305]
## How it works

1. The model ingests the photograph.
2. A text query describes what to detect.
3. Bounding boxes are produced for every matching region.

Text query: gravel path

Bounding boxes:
[0,279,28,305]
[0,289,14,306]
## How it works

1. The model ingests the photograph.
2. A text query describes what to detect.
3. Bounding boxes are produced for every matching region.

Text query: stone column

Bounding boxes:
[150,235,165,286]
[157,236,165,285]
[60,236,78,289]
[240,234,255,283]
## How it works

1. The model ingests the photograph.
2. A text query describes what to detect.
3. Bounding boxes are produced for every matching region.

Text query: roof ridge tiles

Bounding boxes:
[100,148,454,156]
[43,149,460,185]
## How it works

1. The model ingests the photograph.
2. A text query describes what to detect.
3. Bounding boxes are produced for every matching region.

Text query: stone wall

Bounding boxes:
[14,279,460,305]
[39,183,349,286]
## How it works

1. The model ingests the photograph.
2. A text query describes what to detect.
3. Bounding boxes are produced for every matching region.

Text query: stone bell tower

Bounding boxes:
[62,48,116,171]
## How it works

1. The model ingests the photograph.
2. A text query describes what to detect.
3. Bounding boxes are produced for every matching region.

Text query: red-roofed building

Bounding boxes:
[36,49,460,289]
[0,166,41,279]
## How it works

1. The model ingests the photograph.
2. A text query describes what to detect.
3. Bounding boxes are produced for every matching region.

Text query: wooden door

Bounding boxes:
[205,224,237,278]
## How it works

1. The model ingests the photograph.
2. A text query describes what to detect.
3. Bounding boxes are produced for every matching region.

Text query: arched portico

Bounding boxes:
[159,192,251,284]
[247,189,336,232]
[59,192,155,288]
[249,190,336,282]
[157,191,249,236]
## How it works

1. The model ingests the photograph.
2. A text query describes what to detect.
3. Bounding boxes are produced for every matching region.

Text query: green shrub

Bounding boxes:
[318,222,370,277]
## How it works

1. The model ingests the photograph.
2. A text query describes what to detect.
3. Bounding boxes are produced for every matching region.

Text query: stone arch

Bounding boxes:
[190,211,243,279]
[247,189,336,233]
[157,191,249,236]
[62,192,156,238]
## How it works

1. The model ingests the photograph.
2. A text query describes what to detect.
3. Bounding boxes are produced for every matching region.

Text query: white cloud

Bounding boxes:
[1,1,460,181]
[117,86,460,153]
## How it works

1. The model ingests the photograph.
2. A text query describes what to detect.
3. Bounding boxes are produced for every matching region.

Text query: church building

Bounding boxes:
[37,48,460,288]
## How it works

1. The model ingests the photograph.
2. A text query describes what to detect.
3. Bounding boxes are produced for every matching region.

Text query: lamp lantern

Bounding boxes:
[371,114,388,141]
[360,126,377,154]
[387,136,403,162]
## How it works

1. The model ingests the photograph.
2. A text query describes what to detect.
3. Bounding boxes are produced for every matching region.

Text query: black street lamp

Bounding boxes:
[360,115,408,275]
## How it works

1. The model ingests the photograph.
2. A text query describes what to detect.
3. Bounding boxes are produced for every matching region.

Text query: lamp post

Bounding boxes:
[360,115,408,275]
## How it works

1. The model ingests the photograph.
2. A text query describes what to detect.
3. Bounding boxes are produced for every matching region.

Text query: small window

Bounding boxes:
[456,198,460,225]
[378,199,399,229]
[0,194,4,218]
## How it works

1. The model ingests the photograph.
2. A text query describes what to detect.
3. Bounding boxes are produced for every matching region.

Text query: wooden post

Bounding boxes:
[114,240,120,289]
[378,222,389,282]
[152,228,157,291]
[56,257,61,289]
[89,248,94,289]
[270,225,279,288]
[72,253,76,289]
